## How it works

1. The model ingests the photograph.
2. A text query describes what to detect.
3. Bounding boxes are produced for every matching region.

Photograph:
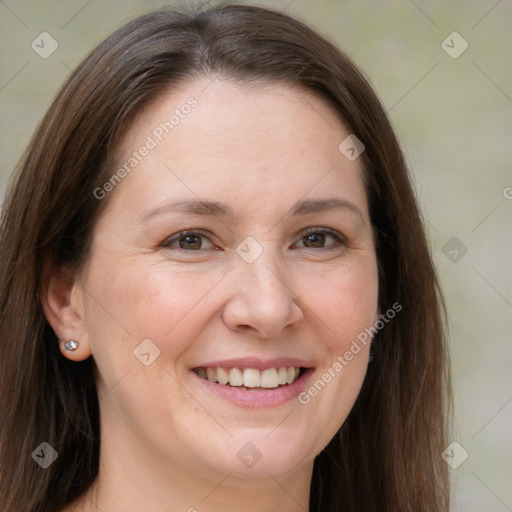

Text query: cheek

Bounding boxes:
[83,256,228,371]
[82,258,219,436]
[292,255,378,432]
[296,255,379,350]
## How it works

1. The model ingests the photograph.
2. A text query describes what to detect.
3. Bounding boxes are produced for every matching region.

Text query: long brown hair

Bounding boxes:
[0,4,450,511]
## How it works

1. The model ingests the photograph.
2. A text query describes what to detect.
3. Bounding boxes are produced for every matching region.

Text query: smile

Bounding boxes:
[190,359,315,408]
[193,366,304,390]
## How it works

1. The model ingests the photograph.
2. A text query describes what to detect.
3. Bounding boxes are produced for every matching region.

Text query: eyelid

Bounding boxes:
[161,227,347,251]
[161,229,217,250]
[293,227,346,247]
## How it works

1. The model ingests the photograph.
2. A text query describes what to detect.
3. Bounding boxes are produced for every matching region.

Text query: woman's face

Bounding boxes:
[74,78,379,482]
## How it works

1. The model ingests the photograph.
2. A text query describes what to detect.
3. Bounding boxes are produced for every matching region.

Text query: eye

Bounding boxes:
[293,228,345,249]
[161,228,345,252]
[161,230,216,251]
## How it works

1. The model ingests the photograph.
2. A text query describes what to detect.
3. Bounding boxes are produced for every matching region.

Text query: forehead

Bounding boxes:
[106,77,369,223]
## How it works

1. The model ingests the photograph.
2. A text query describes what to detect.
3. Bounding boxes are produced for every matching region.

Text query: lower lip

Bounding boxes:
[191,369,315,409]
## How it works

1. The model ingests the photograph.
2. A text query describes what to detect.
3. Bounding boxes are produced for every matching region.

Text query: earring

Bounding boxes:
[63,339,79,352]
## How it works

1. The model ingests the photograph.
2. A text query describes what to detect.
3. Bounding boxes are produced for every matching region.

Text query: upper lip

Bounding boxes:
[192,357,314,370]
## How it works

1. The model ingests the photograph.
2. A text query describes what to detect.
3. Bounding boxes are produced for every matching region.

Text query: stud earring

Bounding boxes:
[63,339,79,352]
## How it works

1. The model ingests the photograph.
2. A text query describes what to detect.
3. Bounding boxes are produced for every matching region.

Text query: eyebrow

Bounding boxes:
[138,197,365,225]
[290,198,364,224]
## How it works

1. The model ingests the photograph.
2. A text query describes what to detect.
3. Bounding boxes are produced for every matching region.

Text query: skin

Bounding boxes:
[44,77,379,512]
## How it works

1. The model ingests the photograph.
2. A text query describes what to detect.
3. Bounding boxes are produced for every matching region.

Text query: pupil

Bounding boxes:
[180,235,201,250]
[305,233,325,248]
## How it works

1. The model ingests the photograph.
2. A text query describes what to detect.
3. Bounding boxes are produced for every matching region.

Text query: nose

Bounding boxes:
[222,252,304,339]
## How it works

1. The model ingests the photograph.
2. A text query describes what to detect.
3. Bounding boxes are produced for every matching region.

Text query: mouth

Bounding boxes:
[190,360,314,408]
[193,365,306,391]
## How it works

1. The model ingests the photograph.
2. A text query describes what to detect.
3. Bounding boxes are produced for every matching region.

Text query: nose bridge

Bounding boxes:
[239,246,292,307]
[223,241,302,337]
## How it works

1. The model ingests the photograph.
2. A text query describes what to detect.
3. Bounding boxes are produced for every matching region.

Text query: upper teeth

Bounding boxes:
[195,366,301,388]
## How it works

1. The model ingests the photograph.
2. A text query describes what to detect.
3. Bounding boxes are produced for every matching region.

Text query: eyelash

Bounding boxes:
[161,228,346,252]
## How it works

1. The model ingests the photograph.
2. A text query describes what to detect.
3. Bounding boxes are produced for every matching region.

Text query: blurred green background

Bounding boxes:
[1,1,511,510]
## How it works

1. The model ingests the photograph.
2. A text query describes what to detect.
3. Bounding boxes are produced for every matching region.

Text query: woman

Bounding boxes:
[0,4,450,511]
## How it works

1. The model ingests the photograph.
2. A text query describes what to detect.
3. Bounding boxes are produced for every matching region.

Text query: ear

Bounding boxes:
[41,266,92,362]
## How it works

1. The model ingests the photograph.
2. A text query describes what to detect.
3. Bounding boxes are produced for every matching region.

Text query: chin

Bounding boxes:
[197,431,317,480]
